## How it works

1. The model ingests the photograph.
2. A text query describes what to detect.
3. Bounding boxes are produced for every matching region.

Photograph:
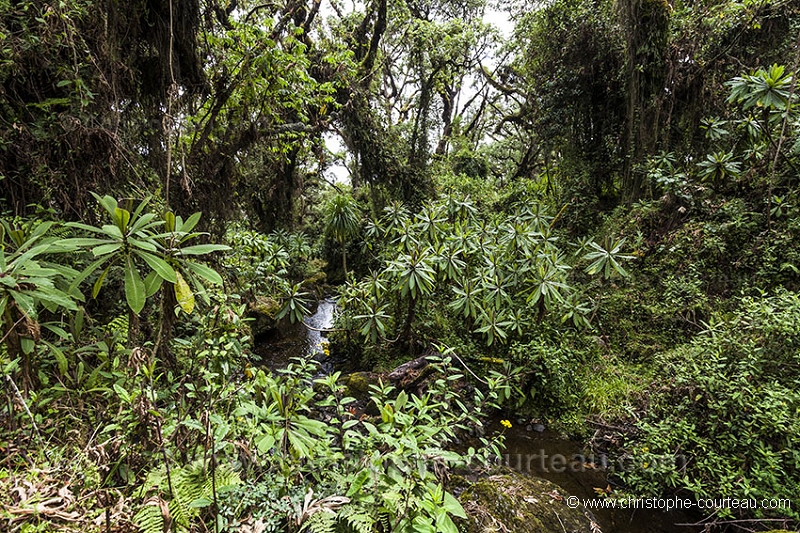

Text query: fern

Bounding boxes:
[106,314,129,336]
[299,504,377,533]
[132,498,165,533]
[375,511,391,533]
[133,460,241,532]
[337,505,375,533]
[302,511,337,533]
[169,462,207,528]
[104,313,129,353]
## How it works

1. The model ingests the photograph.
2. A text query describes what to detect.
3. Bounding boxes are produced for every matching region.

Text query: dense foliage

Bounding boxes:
[3,0,800,530]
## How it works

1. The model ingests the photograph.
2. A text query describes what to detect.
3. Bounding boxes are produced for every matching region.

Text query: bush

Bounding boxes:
[621,289,800,520]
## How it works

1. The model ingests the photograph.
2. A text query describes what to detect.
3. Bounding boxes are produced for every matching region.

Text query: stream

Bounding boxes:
[252,297,338,371]
[255,298,704,533]
[493,421,704,533]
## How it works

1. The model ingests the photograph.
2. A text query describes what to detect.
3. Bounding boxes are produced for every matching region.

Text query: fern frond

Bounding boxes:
[169,463,206,528]
[337,505,375,533]
[301,511,337,533]
[202,463,241,496]
[133,497,165,533]
[134,460,241,532]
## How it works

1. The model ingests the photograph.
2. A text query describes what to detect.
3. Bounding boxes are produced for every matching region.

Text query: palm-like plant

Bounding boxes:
[526,262,571,321]
[445,195,477,223]
[449,279,483,322]
[434,244,466,282]
[324,193,361,279]
[727,64,793,111]
[0,220,78,385]
[276,282,311,324]
[65,195,228,315]
[387,247,436,343]
[474,308,512,346]
[697,151,742,184]
[354,298,391,343]
[583,236,634,279]
[381,201,410,239]
[415,204,447,245]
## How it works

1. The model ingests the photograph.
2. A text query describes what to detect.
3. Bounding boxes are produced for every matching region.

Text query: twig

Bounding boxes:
[553,510,568,533]
[0,315,27,345]
[767,30,800,229]
[438,345,488,385]
[675,518,790,526]
[302,322,344,333]
[5,374,49,460]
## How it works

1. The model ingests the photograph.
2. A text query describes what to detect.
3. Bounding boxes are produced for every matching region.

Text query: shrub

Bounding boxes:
[621,289,800,520]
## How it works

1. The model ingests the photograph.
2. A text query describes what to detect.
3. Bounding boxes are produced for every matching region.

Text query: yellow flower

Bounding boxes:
[643,462,650,469]
[500,419,512,429]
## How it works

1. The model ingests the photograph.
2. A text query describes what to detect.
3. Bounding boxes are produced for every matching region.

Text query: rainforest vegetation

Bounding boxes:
[1,0,800,531]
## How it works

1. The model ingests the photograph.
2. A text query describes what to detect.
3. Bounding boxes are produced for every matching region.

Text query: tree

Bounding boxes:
[324,193,362,279]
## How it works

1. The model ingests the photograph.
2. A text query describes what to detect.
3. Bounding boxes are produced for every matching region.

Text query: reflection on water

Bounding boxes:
[253,297,337,370]
[494,421,704,533]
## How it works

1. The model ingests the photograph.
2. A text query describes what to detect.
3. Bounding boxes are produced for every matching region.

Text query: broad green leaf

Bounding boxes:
[113,207,131,233]
[28,221,54,242]
[179,244,231,255]
[42,323,70,340]
[395,390,408,411]
[72,307,84,338]
[92,242,122,256]
[135,250,177,283]
[93,264,111,298]
[124,255,146,314]
[174,270,195,314]
[412,516,436,533]
[131,196,151,219]
[63,222,108,235]
[435,513,459,533]
[10,243,57,269]
[189,497,213,509]
[143,270,163,298]
[20,337,35,355]
[184,261,223,285]
[93,193,118,217]
[27,288,78,311]
[68,255,112,296]
[346,469,372,497]
[181,212,202,233]
[257,434,276,453]
[128,237,158,252]
[43,340,68,376]
[443,491,467,518]
[58,237,111,247]
[286,428,313,457]
[129,212,157,234]
[186,267,211,306]
[9,290,35,316]
[101,224,123,239]
[164,211,176,232]
[113,382,132,403]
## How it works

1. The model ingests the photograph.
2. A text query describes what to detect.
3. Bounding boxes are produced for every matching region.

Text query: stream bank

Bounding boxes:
[253,298,707,533]
[493,422,705,533]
